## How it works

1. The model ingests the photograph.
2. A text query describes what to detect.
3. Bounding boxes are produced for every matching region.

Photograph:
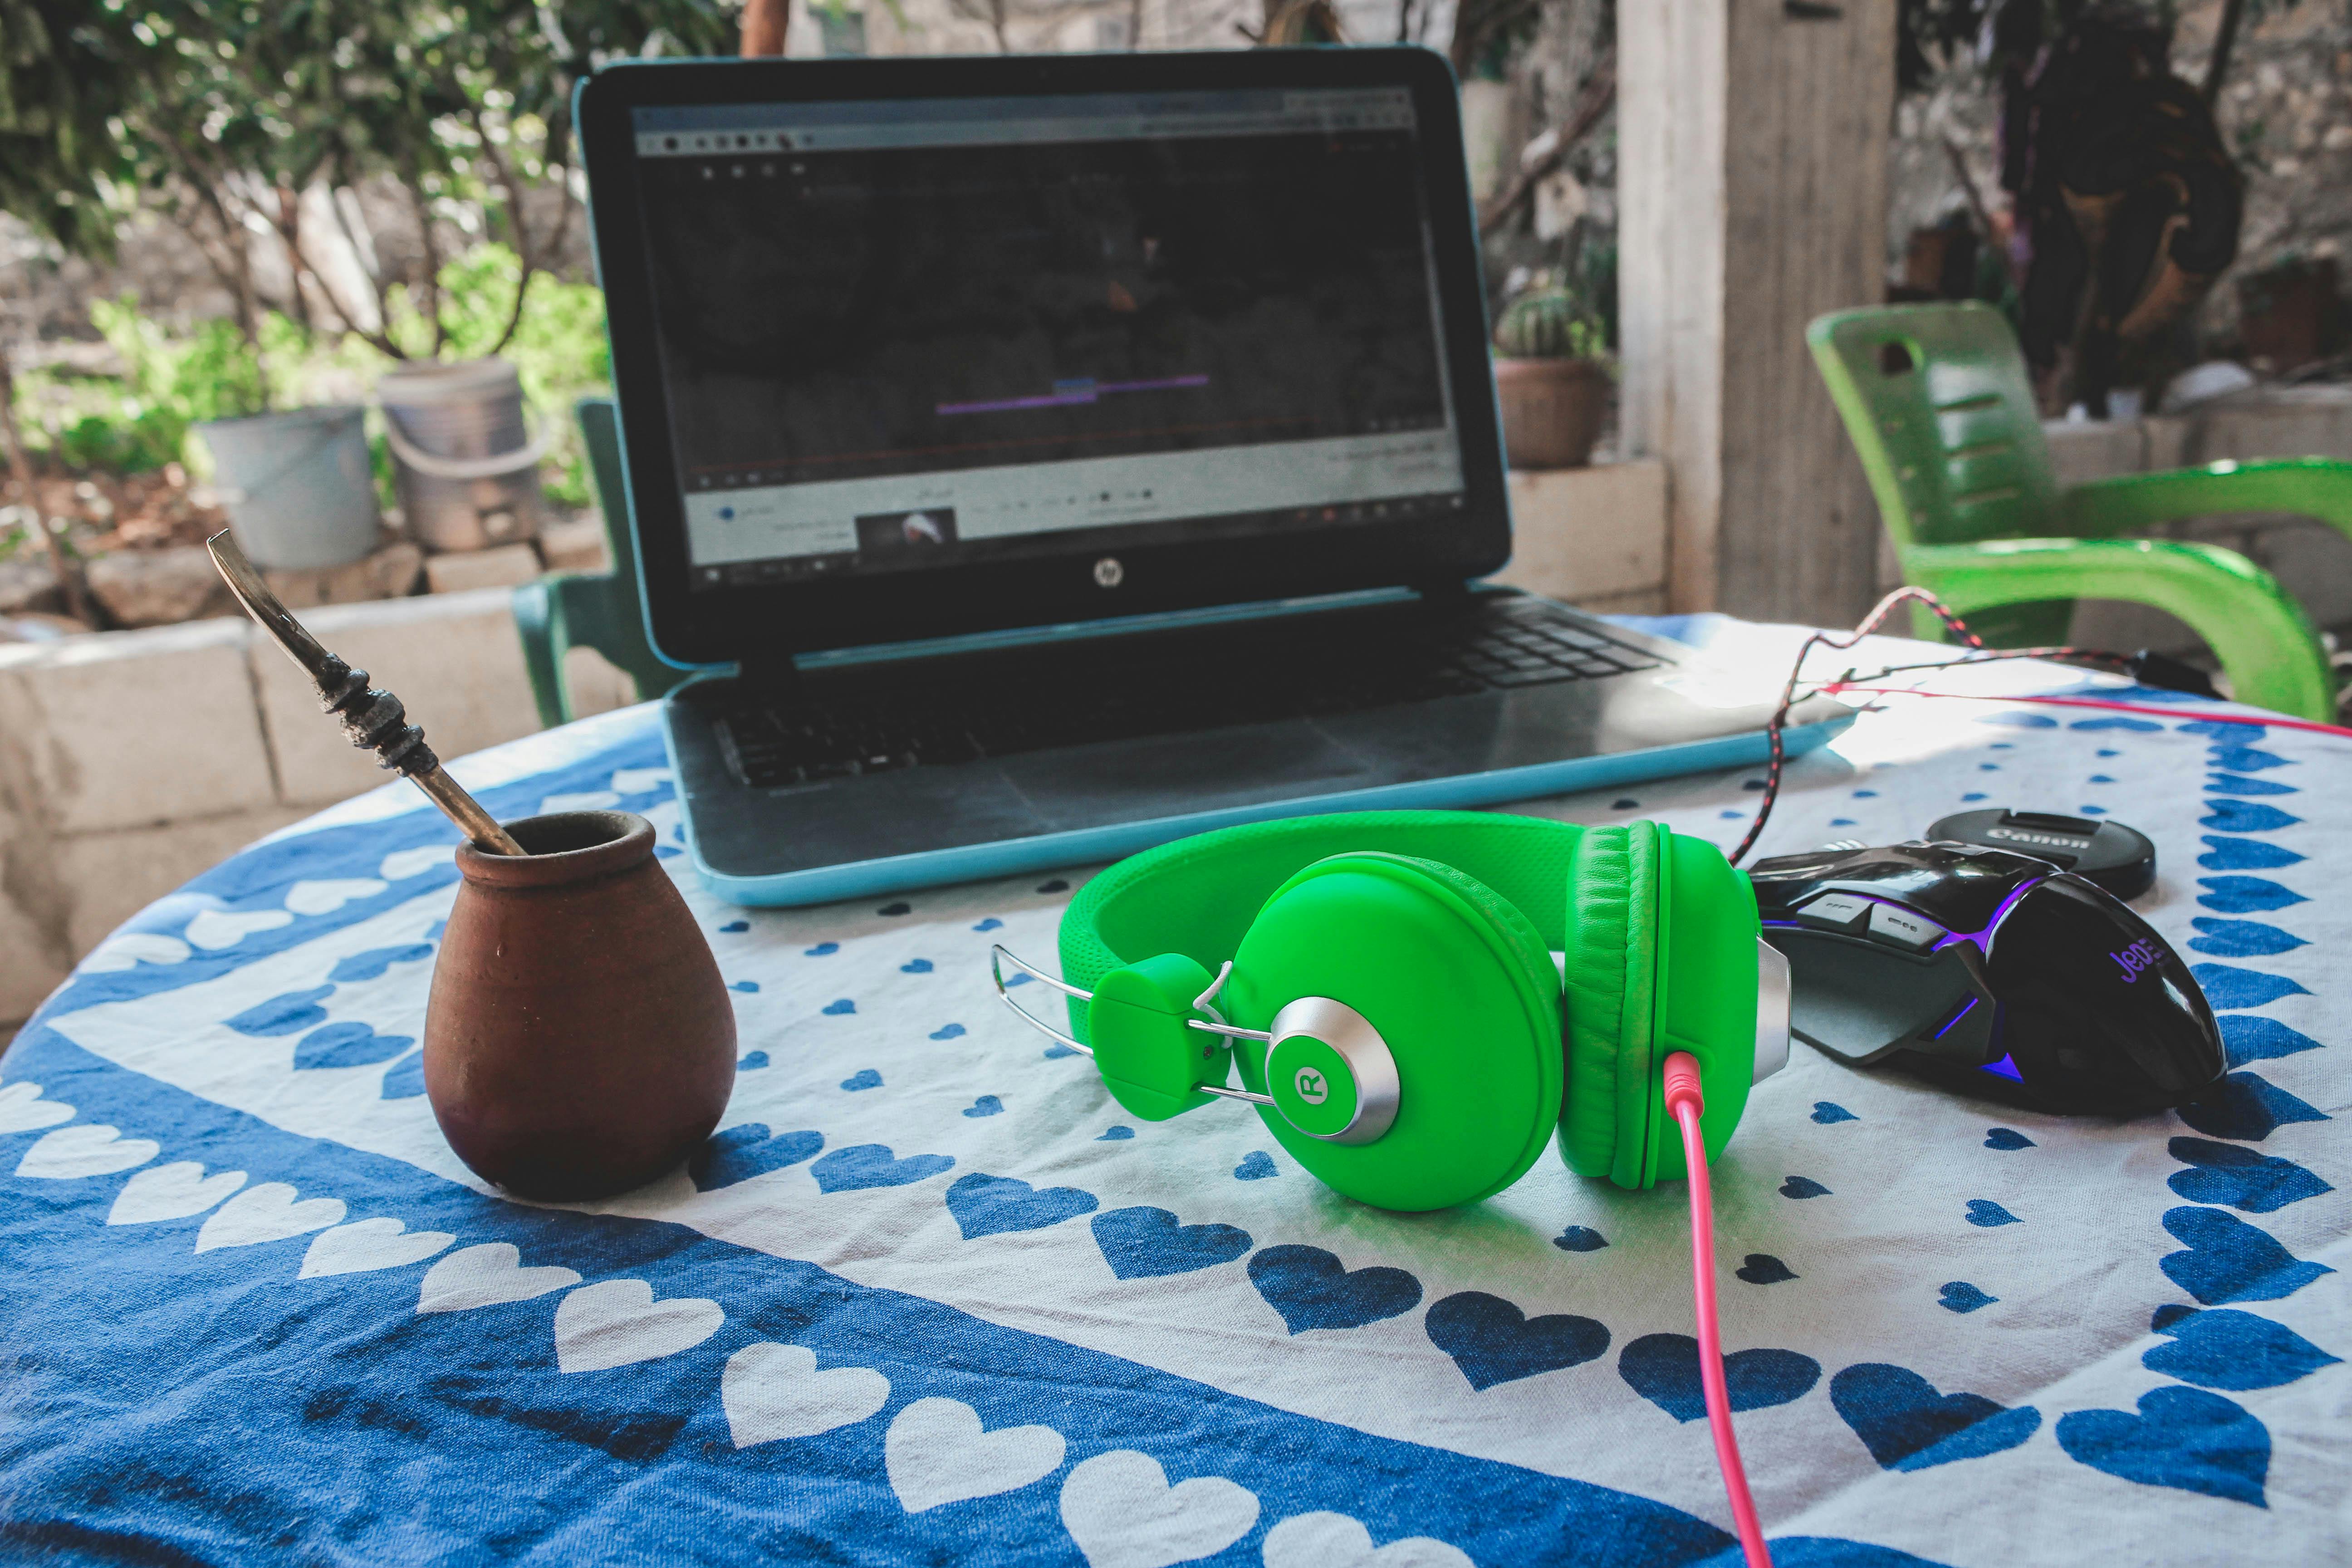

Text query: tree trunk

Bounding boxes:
[0,343,93,625]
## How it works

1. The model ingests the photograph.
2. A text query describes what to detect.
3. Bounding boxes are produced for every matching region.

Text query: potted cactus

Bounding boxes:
[1491,284,1611,470]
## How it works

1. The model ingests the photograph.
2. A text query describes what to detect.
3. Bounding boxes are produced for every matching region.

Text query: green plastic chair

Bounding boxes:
[514,397,693,727]
[1808,302,2347,721]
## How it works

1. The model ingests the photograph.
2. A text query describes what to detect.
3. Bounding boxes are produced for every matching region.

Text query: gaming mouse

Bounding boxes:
[1747,841,2225,1116]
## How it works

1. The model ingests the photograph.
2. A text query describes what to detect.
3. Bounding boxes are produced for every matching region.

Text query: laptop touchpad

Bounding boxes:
[1002,722,1374,830]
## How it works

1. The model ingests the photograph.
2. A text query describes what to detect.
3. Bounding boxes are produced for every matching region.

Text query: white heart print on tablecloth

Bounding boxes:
[0,1080,74,1133]
[16,1124,158,1180]
[194,1184,346,1252]
[379,845,453,880]
[108,1162,246,1225]
[299,1218,456,1279]
[1260,1512,1472,1568]
[1060,1450,1259,1568]
[552,1280,724,1373]
[885,1397,1067,1514]
[78,932,191,972]
[721,1343,891,1449]
[183,908,294,951]
[416,1244,582,1314]
[284,879,388,916]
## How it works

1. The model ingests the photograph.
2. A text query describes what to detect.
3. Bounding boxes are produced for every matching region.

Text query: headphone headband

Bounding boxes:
[1060,810,1591,996]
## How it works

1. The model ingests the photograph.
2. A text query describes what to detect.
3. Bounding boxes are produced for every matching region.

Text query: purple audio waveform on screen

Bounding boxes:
[936,374,1209,417]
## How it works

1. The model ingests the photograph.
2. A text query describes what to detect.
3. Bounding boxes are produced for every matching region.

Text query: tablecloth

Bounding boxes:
[3,616,2346,1568]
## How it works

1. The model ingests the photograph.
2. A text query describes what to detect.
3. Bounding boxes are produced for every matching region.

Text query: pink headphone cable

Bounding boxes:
[1662,1051,1773,1568]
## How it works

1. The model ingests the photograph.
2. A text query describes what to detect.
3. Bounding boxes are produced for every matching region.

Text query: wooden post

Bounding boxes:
[1618,0,1896,624]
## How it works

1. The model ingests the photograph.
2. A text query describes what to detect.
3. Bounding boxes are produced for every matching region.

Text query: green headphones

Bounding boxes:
[993,809,1790,1212]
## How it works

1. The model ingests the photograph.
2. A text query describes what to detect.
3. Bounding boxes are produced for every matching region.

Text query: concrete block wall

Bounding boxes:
[0,588,637,1024]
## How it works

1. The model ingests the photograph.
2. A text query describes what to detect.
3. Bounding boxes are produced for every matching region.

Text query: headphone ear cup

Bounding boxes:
[1648,832,1764,1183]
[1228,852,1562,1211]
[1557,822,1665,1188]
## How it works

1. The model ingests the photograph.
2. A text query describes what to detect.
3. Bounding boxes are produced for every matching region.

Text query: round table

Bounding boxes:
[3,616,2344,1567]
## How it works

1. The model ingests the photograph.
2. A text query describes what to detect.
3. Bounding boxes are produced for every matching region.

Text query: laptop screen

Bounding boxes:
[625,87,1469,592]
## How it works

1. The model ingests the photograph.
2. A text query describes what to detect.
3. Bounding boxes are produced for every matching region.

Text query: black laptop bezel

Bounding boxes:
[578,47,1510,669]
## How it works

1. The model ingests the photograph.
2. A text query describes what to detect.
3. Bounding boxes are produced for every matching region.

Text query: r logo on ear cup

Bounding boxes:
[1223,852,1563,1211]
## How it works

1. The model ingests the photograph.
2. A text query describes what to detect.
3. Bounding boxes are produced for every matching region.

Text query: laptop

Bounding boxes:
[576,48,1850,908]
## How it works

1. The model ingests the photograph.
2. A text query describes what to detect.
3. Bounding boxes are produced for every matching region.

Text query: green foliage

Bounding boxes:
[0,0,141,255]
[1493,285,1607,362]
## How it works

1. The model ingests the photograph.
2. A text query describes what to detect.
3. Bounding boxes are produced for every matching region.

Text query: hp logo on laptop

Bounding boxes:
[1093,557,1124,588]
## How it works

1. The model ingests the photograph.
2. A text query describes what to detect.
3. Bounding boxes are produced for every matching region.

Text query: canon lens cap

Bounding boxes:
[1924,809,2157,902]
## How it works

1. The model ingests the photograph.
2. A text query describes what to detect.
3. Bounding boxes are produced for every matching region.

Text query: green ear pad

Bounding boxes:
[1648,832,1764,1183]
[1556,821,1662,1186]
[1225,852,1563,1211]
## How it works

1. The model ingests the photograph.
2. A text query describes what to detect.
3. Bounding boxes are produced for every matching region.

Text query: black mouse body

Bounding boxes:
[1748,841,2225,1115]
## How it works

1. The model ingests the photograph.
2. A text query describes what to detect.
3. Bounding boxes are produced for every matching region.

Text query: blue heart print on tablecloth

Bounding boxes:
[1425,1291,1609,1392]
[1235,1151,1278,1180]
[928,1024,965,1041]
[961,1096,1004,1118]
[1736,1255,1798,1285]
[2166,1138,2333,1212]
[1090,1206,1253,1279]
[2057,1387,2270,1506]
[2176,1072,2329,1141]
[327,945,434,983]
[1960,792,1988,801]
[839,1069,882,1091]
[1043,1044,1079,1060]
[732,981,761,995]
[690,1124,824,1192]
[2207,743,2292,772]
[2218,1015,2323,1066]
[2159,1207,2333,1304]
[900,959,933,974]
[2144,1308,2341,1392]
[226,986,336,1037]
[2191,963,2311,1009]
[1965,1200,2020,1228]
[2070,716,2162,731]
[804,941,838,956]
[1095,1126,1132,1141]
[944,1173,1098,1239]
[971,917,1003,932]
[736,1051,768,1071]
[1554,1226,1608,1253]
[818,997,851,1013]
[1978,712,2057,728]
[1,1025,1840,1568]
[292,1022,414,1072]
[379,1051,426,1099]
[2189,918,2307,957]
[1828,1364,2040,1471]
[2207,773,2298,798]
[2196,877,2307,913]
[1984,1128,2035,1150]
[1619,1334,1821,1422]
[2200,800,2301,834]
[718,920,749,933]
[808,1143,954,1193]
[1782,1176,1832,1199]
[2198,836,2304,871]
[1938,1283,1997,1313]
[1811,1102,1857,1124]
[1248,1245,1422,1333]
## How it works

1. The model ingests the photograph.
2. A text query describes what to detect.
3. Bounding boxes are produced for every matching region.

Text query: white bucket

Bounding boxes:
[378,358,547,553]
[196,404,382,571]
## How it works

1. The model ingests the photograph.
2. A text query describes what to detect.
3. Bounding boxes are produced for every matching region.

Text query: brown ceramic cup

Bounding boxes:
[422,810,736,1200]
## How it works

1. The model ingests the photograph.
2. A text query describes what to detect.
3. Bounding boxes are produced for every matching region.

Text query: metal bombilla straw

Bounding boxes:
[206,529,526,856]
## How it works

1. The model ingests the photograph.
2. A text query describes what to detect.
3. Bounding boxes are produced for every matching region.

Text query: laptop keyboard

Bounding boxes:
[713,599,1666,789]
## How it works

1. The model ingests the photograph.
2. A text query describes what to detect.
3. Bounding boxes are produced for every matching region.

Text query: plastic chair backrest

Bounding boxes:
[1807,302,2063,549]
[579,397,647,588]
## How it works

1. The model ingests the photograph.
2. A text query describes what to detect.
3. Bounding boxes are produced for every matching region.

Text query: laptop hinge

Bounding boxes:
[734,654,802,695]
[1413,577,1478,608]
